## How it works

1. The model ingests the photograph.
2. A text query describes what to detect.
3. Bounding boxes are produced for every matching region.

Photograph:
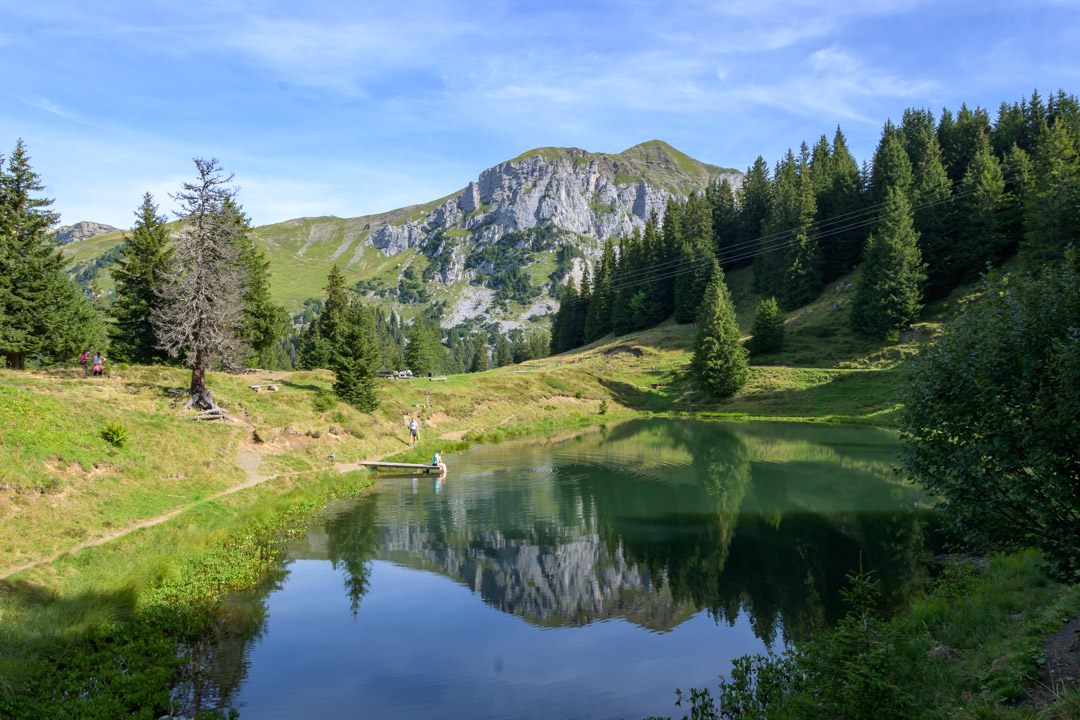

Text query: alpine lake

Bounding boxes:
[180,418,939,719]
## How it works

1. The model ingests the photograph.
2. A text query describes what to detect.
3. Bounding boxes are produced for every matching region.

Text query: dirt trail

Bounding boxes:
[0,434,376,580]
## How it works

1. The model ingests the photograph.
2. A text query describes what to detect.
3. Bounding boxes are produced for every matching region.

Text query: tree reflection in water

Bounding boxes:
[186,418,936,717]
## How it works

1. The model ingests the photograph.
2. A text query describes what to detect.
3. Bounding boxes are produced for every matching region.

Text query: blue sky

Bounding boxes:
[1,0,1077,229]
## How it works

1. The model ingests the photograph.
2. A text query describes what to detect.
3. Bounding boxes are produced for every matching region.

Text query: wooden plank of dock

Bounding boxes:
[360,461,440,474]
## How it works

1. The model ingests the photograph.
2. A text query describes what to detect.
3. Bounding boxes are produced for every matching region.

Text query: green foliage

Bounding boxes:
[228,200,290,365]
[331,302,380,412]
[901,251,1080,579]
[749,297,785,355]
[397,265,429,303]
[311,387,337,412]
[298,265,350,370]
[100,422,130,448]
[598,399,608,415]
[404,318,441,376]
[851,187,926,338]
[691,266,748,399]
[0,140,105,369]
[109,193,173,364]
[1022,118,1080,266]
[469,338,488,373]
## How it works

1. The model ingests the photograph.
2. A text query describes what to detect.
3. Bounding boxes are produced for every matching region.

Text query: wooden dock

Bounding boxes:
[360,461,441,474]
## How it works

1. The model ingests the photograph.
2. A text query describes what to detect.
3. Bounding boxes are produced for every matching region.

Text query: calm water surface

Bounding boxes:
[185,418,937,719]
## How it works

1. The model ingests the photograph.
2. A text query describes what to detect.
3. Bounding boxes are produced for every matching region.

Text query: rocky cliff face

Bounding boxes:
[367,143,741,259]
[52,221,121,245]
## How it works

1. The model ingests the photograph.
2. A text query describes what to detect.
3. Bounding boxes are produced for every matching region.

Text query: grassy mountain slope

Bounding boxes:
[60,141,738,316]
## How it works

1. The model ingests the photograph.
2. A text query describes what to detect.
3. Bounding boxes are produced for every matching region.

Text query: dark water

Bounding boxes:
[185,419,937,719]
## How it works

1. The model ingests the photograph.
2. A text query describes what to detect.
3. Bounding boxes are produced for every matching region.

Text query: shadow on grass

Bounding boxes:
[597,378,679,412]
[279,380,325,392]
[724,368,904,421]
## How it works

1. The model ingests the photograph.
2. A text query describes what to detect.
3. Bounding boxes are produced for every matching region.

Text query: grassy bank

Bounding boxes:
[0,468,372,718]
[657,552,1080,720]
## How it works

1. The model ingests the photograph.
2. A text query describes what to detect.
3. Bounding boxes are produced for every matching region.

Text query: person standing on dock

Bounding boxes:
[408,417,420,445]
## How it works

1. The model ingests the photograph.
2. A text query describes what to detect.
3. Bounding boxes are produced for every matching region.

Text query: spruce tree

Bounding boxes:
[749,297,785,355]
[0,140,104,369]
[470,337,488,373]
[404,318,440,375]
[851,187,927,338]
[583,240,615,342]
[939,103,992,183]
[674,192,716,323]
[331,300,380,411]
[691,264,748,399]
[494,333,512,367]
[299,265,348,370]
[225,199,289,367]
[110,193,173,364]
[908,126,954,299]
[870,124,913,202]
[779,156,821,309]
[739,157,773,280]
[819,127,867,281]
[710,177,739,265]
[153,158,247,409]
[1022,118,1080,266]
[957,130,1006,276]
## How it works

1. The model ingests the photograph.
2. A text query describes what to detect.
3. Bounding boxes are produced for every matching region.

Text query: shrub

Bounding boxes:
[312,388,337,412]
[100,422,129,448]
[748,297,785,355]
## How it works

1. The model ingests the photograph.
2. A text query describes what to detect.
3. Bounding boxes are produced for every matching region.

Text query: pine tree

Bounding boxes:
[0,140,104,370]
[760,152,819,308]
[819,127,867,281]
[851,187,927,338]
[957,130,1006,276]
[1022,118,1080,266]
[226,199,289,367]
[494,333,512,367]
[709,177,739,265]
[907,126,954,299]
[298,265,348,370]
[152,158,247,408]
[674,192,716,323]
[749,297,785,355]
[583,240,615,342]
[404,318,440,375]
[739,157,773,281]
[691,264,748,399]
[470,337,488,373]
[870,124,913,203]
[331,300,380,411]
[939,103,992,183]
[110,193,173,364]
[779,156,821,309]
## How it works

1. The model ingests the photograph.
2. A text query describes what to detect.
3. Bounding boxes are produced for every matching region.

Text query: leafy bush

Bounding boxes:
[900,250,1080,579]
[311,388,337,412]
[100,422,129,448]
[544,377,571,393]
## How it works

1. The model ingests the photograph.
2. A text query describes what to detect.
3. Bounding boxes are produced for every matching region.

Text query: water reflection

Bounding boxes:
[184,418,936,719]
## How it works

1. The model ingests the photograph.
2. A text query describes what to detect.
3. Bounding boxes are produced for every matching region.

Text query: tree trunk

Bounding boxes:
[6,353,25,370]
[187,350,216,410]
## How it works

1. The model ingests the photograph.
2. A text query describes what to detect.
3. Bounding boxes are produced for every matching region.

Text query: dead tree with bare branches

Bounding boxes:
[153,158,248,410]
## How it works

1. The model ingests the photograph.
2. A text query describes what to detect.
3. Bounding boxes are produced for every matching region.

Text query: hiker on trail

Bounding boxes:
[79,350,90,375]
[408,417,420,445]
[91,352,105,377]
[433,450,446,475]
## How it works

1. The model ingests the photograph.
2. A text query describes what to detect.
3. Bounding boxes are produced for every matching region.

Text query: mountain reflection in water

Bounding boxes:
[179,418,937,719]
